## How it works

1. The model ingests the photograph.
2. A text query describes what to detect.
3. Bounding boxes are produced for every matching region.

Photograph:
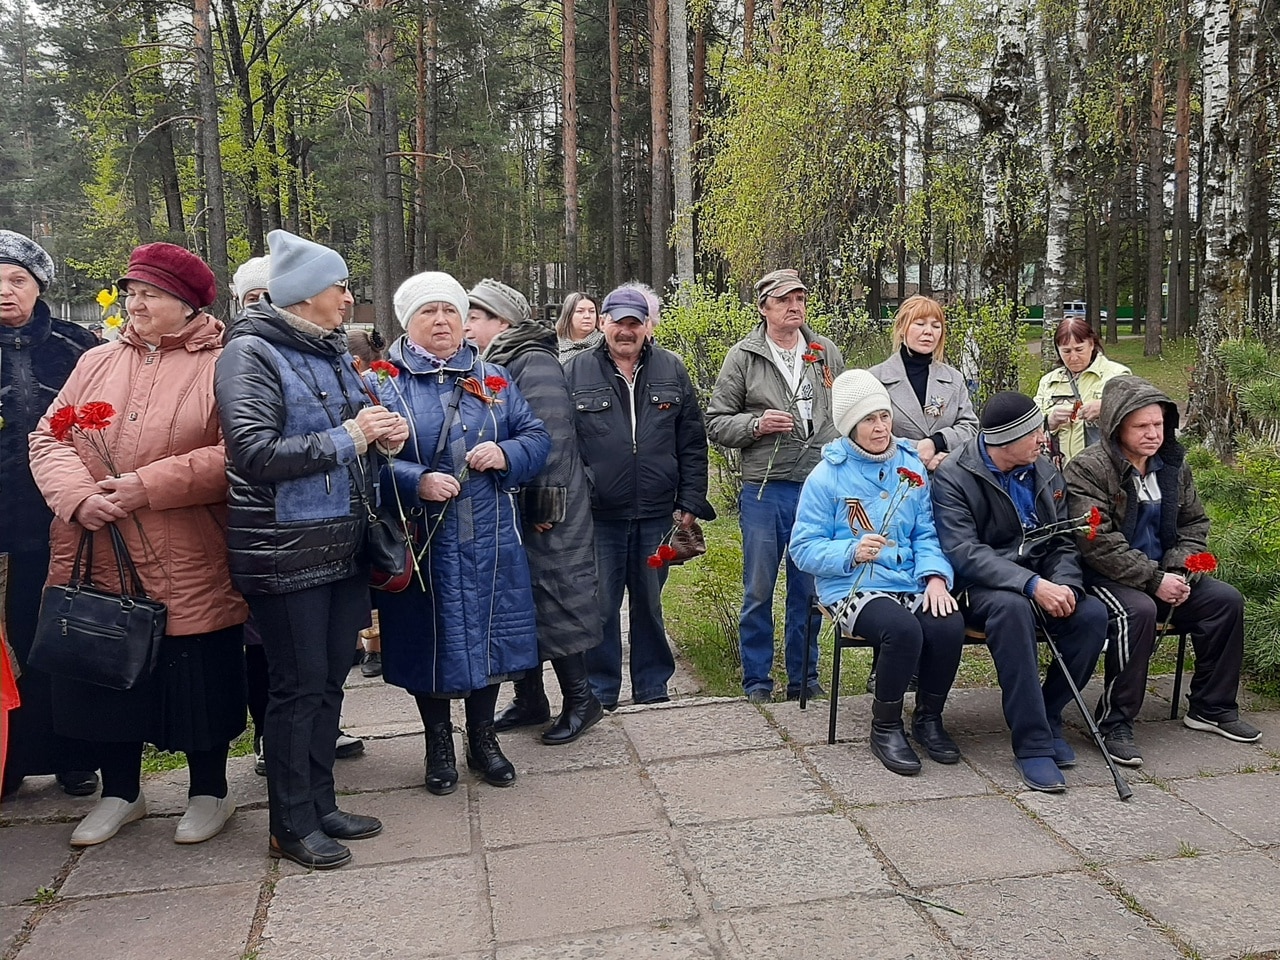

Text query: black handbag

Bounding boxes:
[29,526,167,691]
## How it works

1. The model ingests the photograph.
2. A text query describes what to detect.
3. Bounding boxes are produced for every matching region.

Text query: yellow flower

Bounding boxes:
[96,285,119,311]
[104,313,125,330]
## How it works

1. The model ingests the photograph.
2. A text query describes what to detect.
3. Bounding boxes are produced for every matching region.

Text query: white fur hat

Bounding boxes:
[393,271,469,329]
[232,256,271,301]
[831,369,892,438]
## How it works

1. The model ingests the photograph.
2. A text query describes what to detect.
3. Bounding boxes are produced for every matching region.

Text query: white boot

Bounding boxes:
[70,793,147,847]
[174,795,236,844]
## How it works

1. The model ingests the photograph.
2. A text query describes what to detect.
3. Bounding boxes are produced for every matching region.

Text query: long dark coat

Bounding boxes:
[484,321,601,661]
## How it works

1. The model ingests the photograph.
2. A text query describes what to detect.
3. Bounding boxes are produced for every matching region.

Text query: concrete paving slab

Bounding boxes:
[1109,849,1280,960]
[0,775,99,824]
[678,813,887,909]
[20,882,257,960]
[497,717,636,775]
[622,702,784,761]
[1146,673,1274,715]
[1021,782,1244,863]
[336,679,424,738]
[647,748,828,824]
[1170,770,1280,845]
[760,696,872,746]
[277,787,470,868]
[923,686,1014,737]
[1130,721,1269,780]
[141,754,269,817]
[959,731,1129,792]
[724,898,953,960]
[931,872,1181,960]
[0,823,73,906]
[0,904,28,955]
[1067,676,1178,727]
[264,856,487,959]
[479,766,659,847]
[332,730,434,794]
[805,742,995,806]
[487,831,694,941]
[857,796,1081,887]
[60,808,271,898]
[496,925,716,959]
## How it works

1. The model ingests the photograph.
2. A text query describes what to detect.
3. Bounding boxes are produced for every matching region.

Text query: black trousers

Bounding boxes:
[847,598,965,702]
[1091,575,1245,729]
[964,587,1107,759]
[247,575,369,842]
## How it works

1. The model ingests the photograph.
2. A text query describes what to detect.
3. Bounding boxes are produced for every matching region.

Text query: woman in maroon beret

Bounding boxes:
[29,242,249,849]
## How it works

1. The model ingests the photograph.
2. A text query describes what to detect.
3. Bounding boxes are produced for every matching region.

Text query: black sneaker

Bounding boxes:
[1102,724,1144,767]
[56,770,99,797]
[786,682,827,701]
[1183,712,1262,743]
[359,652,382,678]
[335,731,365,759]
[746,688,771,705]
[253,734,266,776]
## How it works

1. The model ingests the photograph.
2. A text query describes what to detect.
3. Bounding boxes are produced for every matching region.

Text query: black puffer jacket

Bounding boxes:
[3,300,97,553]
[214,302,375,595]
[563,338,714,522]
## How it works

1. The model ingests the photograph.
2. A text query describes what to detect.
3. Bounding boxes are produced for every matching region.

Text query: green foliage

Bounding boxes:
[663,517,744,696]
[947,294,1029,408]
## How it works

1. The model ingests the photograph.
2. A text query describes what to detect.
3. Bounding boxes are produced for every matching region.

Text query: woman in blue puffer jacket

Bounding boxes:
[790,370,965,777]
[373,271,549,798]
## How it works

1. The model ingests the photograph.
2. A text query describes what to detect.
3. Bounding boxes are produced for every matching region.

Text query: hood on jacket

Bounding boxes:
[482,318,557,368]
[1099,374,1180,450]
[121,310,225,353]
[224,299,350,359]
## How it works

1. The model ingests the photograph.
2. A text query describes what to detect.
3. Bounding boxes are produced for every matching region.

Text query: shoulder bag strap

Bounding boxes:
[431,380,467,472]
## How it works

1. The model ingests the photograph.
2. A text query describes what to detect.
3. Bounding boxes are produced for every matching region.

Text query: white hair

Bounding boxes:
[619,280,661,327]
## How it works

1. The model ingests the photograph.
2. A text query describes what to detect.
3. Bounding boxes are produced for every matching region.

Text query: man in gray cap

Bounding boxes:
[931,391,1107,794]
[0,230,100,799]
[563,284,715,710]
[705,269,844,704]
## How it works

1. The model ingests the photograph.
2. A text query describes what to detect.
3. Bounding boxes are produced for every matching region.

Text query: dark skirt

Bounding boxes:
[52,625,247,753]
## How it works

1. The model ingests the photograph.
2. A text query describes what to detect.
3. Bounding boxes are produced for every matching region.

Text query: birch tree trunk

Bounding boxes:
[193,0,228,314]
[1145,21,1167,357]
[563,0,580,289]
[365,0,396,340]
[980,0,1028,300]
[669,0,694,291]
[608,0,624,285]
[650,0,672,290]
[1189,0,1259,450]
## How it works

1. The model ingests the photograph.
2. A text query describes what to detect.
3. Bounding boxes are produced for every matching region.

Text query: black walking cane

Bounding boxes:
[1032,605,1132,801]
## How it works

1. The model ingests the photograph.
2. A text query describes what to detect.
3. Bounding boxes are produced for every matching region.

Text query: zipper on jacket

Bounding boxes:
[613,367,642,454]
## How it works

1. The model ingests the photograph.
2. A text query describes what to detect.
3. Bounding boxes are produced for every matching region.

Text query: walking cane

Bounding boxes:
[1032,606,1132,801]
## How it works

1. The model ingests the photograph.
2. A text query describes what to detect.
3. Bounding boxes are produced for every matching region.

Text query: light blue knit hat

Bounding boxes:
[266,230,347,307]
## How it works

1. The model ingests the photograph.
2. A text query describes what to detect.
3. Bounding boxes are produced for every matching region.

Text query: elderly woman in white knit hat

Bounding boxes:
[214,230,408,870]
[373,272,549,797]
[790,370,966,776]
[464,279,604,746]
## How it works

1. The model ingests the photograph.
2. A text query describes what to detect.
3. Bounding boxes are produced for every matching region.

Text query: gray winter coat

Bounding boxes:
[484,321,601,660]
[1064,375,1209,593]
[705,323,844,484]
[868,350,978,450]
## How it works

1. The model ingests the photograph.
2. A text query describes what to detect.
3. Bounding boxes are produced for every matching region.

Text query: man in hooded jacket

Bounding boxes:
[1065,375,1260,768]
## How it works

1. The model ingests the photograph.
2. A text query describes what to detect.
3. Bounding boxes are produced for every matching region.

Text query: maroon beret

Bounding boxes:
[117,243,218,311]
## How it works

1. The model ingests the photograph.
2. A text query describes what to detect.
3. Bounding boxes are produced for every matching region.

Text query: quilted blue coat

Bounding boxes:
[374,339,550,696]
[790,437,953,608]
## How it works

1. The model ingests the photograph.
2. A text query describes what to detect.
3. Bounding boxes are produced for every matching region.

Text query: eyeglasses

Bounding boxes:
[332,279,349,291]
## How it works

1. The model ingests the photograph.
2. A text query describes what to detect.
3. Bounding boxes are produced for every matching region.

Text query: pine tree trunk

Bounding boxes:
[1105,168,1121,344]
[743,0,755,62]
[366,0,395,340]
[563,0,580,289]
[192,0,228,313]
[980,0,1028,299]
[919,0,936,297]
[650,0,672,290]
[609,0,624,286]
[1145,29,1167,357]
[220,0,264,255]
[669,0,694,291]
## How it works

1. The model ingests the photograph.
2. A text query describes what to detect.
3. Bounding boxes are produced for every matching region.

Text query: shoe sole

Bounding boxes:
[1182,714,1262,743]
[70,801,147,847]
[467,760,517,787]
[540,708,603,746]
[425,779,458,796]
[269,845,352,870]
[1014,762,1066,793]
[869,743,921,777]
[321,824,383,841]
[1105,751,1144,768]
[60,781,99,798]
[335,743,365,760]
[175,814,235,844]
[359,667,382,678]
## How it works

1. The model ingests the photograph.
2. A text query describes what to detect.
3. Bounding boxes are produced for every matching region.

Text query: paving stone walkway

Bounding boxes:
[3,660,1280,960]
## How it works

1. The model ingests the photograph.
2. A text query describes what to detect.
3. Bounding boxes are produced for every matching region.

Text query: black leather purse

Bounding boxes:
[29,526,167,691]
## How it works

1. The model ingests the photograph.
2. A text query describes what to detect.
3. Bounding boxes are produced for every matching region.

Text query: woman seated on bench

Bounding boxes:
[790,371,966,776]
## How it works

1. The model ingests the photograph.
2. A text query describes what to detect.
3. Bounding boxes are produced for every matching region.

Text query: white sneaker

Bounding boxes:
[174,795,236,844]
[70,793,147,847]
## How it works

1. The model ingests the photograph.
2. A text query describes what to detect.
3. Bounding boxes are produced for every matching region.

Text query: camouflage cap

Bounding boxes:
[755,268,807,304]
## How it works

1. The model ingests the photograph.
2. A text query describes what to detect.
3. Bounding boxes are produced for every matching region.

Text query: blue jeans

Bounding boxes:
[739,481,821,695]
[586,516,676,706]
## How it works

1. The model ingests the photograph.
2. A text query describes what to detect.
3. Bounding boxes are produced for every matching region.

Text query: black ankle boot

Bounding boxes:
[424,722,458,796]
[870,698,921,776]
[493,673,551,732]
[542,653,604,746]
[466,721,516,787]
[912,692,961,764]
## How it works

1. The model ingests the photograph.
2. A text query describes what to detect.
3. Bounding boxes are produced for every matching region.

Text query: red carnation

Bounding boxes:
[369,360,399,381]
[49,405,80,442]
[808,342,824,351]
[1185,552,1218,576]
[802,353,818,363]
[896,466,925,488]
[1087,505,1102,540]
[484,375,509,393]
[646,554,664,568]
[657,543,678,562]
[77,401,116,431]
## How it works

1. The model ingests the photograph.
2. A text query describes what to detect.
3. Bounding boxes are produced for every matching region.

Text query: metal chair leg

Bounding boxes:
[828,639,843,745]
[1170,630,1188,720]
[800,600,816,711]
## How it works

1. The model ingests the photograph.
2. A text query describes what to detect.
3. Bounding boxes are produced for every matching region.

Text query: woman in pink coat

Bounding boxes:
[29,243,248,848]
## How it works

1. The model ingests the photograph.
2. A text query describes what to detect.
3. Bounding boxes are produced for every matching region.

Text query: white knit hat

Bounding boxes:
[394,271,469,329]
[831,369,892,438]
[232,256,271,301]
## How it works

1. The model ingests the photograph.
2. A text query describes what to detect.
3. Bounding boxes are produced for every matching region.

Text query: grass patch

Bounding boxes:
[140,726,255,775]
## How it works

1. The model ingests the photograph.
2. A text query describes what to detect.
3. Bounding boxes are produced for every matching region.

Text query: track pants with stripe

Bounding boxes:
[1090,575,1245,730]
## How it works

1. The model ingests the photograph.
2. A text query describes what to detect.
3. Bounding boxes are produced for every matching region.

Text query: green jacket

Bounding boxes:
[705,323,844,484]
[1034,353,1131,464]
[1064,375,1209,593]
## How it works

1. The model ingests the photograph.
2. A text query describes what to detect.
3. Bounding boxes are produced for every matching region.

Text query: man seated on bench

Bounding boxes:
[1065,375,1260,768]
[932,392,1107,793]
[790,371,965,777]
